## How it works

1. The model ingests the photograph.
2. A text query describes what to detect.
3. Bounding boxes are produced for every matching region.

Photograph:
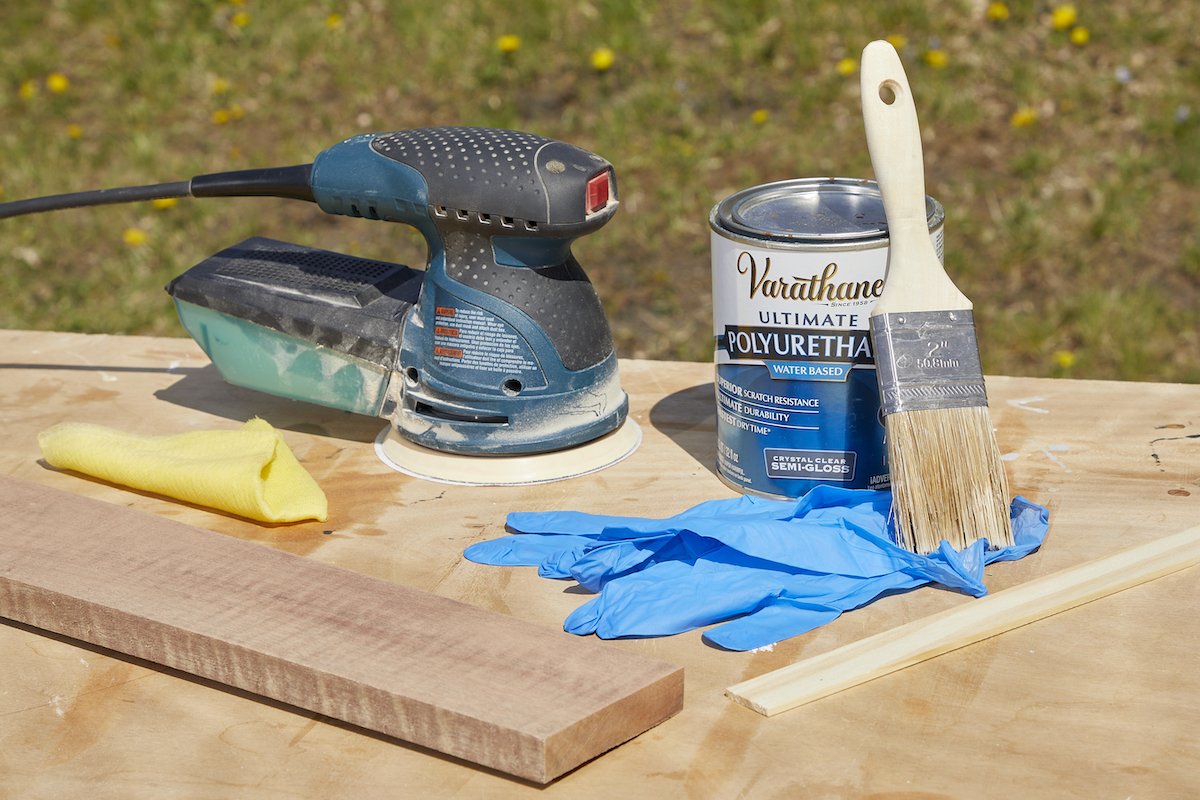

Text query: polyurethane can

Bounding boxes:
[710,177,945,499]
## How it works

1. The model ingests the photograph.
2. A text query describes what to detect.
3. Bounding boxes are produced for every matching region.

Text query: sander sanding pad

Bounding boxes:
[374,419,641,486]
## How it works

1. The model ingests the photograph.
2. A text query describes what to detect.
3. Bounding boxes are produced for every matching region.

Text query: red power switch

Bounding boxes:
[585,170,610,215]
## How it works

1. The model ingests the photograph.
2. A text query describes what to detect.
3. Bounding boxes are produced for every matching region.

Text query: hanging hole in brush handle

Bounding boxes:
[860,42,926,231]
[878,80,900,105]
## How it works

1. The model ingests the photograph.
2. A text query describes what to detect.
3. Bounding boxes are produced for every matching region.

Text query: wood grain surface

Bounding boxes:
[0,474,683,784]
[2,329,1199,798]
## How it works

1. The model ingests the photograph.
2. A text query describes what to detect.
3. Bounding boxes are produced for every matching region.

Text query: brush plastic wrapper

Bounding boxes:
[464,487,1049,652]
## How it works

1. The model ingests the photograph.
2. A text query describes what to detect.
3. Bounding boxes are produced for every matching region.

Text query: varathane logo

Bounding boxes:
[725,326,873,363]
[737,253,884,302]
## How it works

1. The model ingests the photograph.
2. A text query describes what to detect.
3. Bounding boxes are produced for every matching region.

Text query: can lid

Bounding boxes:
[713,177,939,244]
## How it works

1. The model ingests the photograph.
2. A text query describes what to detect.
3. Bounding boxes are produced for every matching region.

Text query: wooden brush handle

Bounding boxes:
[861,40,970,316]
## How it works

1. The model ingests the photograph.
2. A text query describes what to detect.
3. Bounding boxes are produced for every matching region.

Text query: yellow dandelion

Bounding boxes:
[751,108,769,125]
[590,47,616,72]
[835,57,857,76]
[229,103,245,119]
[1010,107,1037,127]
[231,11,250,27]
[122,228,148,246]
[66,124,83,139]
[18,79,38,99]
[924,49,949,69]
[152,197,179,210]
[325,13,343,30]
[212,108,231,124]
[986,2,1010,21]
[1070,26,1089,45]
[1051,4,1077,31]
[1053,350,1076,369]
[497,34,521,53]
[47,73,70,93]
[106,33,122,48]
[886,34,908,50]
[210,77,231,95]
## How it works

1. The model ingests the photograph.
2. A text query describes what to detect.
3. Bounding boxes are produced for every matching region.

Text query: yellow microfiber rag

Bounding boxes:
[37,418,328,523]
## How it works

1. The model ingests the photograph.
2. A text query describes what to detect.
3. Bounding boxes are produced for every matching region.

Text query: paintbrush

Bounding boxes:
[860,39,1014,555]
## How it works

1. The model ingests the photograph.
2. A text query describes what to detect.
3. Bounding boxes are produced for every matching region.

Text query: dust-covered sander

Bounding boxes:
[0,127,640,484]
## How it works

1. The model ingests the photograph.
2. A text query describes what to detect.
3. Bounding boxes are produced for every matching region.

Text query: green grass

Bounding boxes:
[2,0,1198,382]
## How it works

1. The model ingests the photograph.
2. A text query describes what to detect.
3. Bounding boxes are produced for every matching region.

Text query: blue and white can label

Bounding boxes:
[710,178,944,498]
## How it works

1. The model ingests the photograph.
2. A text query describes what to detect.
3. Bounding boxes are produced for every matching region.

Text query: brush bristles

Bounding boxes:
[885,405,1014,555]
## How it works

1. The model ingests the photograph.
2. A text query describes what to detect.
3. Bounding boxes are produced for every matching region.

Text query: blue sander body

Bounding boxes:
[4,127,629,459]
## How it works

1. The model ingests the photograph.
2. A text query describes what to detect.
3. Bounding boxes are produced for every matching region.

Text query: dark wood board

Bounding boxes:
[0,474,683,784]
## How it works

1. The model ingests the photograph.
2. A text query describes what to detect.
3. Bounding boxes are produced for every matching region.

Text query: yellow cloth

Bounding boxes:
[37,418,328,523]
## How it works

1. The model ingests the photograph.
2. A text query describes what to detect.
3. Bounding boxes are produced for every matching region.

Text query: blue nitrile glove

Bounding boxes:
[464,487,1050,651]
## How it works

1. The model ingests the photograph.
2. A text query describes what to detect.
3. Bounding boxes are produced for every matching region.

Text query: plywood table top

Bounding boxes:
[2,329,1198,798]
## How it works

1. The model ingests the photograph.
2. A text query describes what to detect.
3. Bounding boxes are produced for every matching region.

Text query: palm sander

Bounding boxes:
[1,127,640,484]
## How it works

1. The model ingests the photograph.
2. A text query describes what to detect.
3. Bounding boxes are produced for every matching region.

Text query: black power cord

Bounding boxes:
[0,164,315,219]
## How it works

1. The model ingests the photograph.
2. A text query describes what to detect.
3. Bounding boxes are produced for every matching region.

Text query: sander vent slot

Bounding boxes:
[347,203,380,219]
[414,401,508,426]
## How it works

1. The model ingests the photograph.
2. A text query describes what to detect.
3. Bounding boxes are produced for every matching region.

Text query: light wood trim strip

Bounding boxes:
[727,525,1200,716]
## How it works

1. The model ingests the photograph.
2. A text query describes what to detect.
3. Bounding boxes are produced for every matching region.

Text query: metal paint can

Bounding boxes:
[709,177,945,498]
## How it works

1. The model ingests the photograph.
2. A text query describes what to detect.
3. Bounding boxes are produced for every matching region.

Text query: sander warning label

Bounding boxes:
[432,302,538,375]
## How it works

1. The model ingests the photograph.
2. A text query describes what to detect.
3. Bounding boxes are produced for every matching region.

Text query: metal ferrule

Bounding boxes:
[871,309,988,415]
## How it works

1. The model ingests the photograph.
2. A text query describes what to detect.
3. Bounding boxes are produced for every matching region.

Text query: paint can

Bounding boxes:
[710,177,945,498]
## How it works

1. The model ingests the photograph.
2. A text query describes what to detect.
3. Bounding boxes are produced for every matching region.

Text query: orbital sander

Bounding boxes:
[1,127,640,484]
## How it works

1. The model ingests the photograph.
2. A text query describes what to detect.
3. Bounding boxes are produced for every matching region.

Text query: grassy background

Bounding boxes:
[2,0,1198,382]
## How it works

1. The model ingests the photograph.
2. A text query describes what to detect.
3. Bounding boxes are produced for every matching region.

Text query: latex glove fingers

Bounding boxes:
[702,600,844,652]
[564,564,796,639]
[463,533,599,568]
[565,530,726,592]
[505,495,765,539]
[702,570,933,651]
